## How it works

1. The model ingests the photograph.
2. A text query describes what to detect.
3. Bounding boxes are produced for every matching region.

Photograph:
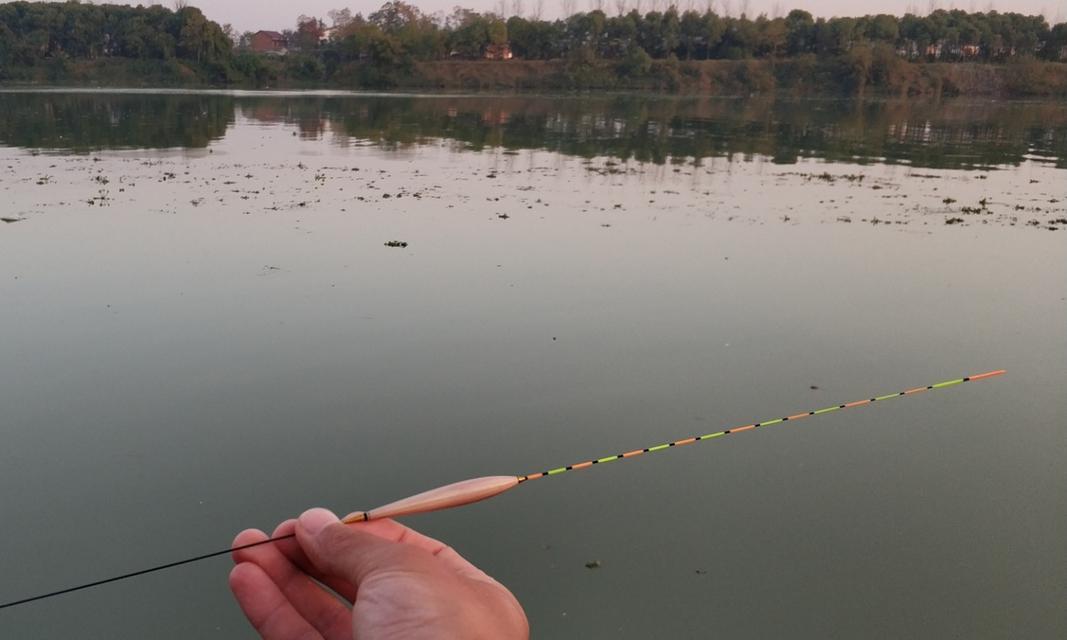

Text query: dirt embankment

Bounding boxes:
[409,58,1067,98]
[412,60,564,91]
[5,56,1065,98]
[2,58,212,86]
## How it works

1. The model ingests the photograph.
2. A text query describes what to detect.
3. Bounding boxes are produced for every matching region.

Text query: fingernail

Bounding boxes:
[299,508,339,536]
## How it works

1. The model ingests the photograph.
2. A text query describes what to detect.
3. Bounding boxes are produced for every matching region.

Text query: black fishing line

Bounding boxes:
[0,533,295,611]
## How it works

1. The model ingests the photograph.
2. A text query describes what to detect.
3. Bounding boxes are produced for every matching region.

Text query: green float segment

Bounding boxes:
[932,378,965,388]
[519,370,1006,483]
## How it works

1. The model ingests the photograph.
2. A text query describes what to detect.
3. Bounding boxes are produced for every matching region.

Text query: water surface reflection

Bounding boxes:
[2,90,1065,169]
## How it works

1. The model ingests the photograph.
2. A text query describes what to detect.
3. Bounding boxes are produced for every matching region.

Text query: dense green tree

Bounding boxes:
[679,10,703,60]
[446,8,491,58]
[488,18,507,46]
[177,7,230,65]
[1046,23,1067,61]
[866,14,899,44]
[718,15,759,59]
[755,16,788,58]
[363,1,442,59]
[617,43,652,76]
[598,11,637,58]
[785,9,814,55]
[0,2,233,79]
[369,1,422,32]
[825,17,857,55]
[507,16,549,58]
[701,12,726,59]
[636,10,681,59]
[294,16,325,52]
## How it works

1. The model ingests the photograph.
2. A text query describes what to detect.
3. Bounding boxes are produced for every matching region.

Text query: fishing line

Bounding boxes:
[0,369,1005,611]
[0,535,295,611]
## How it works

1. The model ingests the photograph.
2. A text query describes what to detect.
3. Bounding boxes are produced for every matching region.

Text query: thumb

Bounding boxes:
[295,508,413,585]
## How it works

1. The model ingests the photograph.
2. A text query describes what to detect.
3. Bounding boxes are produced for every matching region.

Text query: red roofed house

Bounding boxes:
[250,31,288,55]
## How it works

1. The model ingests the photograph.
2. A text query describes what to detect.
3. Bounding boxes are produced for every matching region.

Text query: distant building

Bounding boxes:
[944,43,981,59]
[484,43,513,61]
[250,31,288,55]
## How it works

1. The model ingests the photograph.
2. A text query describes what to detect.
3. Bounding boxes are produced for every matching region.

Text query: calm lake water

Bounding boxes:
[1,89,1064,638]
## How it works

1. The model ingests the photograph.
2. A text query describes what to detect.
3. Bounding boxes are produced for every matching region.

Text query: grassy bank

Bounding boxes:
[4,56,1065,98]
[1,58,227,87]
[406,57,1067,98]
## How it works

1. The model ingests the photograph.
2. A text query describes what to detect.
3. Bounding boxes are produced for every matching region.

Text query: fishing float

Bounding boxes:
[0,369,1005,611]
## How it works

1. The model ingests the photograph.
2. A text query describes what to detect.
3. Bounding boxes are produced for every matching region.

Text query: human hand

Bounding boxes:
[229,508,529,640]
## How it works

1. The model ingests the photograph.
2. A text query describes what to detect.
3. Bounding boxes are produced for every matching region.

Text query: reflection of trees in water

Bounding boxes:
[240,101,329,140]
[3,92,1066,170]
[0,93,234,152]
[239,95,1067,169]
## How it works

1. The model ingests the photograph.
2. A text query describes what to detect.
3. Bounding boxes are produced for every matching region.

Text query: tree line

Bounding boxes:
[1,1,1065,88]
[0,2,235,78]
[244,2,1067,88]
[285,2,1066,67]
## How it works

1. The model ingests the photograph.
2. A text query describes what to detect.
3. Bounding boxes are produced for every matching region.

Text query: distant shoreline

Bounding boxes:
[4,2,1066,99]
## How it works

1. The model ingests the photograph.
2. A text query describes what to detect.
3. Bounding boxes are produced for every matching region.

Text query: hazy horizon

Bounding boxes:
[46,1,1062,35]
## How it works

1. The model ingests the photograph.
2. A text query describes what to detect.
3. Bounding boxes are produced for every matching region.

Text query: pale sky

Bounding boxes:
[81,1,1067,33]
